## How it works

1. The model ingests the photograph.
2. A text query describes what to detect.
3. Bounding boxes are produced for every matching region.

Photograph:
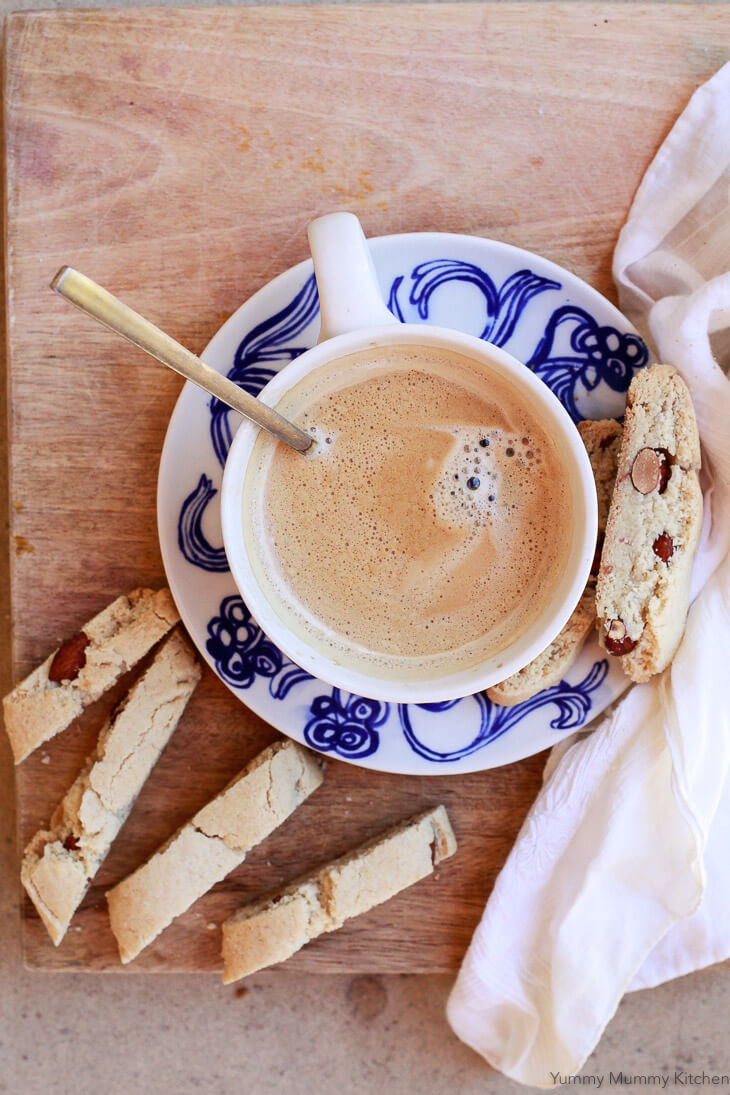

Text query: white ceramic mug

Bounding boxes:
[221,213,597,703]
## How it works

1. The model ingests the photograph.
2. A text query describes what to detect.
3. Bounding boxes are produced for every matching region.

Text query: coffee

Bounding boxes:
[242,345,574,681]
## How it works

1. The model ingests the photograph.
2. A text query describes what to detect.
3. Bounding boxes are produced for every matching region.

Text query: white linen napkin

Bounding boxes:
[447,63,730,1087]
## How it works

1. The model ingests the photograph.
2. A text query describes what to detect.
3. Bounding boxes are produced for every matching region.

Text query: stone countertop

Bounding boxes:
[1,2,727,1091]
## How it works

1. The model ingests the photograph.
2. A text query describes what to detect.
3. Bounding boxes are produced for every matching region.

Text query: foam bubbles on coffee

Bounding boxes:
[242,345,573,681]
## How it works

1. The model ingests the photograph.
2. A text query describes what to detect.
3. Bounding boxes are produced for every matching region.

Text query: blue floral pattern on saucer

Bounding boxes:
[303,691,387,760]
[158,233,646,775]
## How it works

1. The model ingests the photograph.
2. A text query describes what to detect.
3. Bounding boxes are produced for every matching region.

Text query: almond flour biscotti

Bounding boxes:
[21,629,200,946]
[578,417,625,533]
[487,419,622,706]
[221,805,457,984]
[4,588,180,763]
[596,364,702,683]
[486,591,597,707]
[106,740,324,964]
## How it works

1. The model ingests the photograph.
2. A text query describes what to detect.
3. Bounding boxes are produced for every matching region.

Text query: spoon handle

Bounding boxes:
[51,267,313,454]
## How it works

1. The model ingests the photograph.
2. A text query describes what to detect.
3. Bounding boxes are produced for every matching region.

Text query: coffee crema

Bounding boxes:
[242,345,574,681]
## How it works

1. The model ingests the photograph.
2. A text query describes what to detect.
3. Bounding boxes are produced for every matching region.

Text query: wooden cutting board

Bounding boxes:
[6,3,728,973]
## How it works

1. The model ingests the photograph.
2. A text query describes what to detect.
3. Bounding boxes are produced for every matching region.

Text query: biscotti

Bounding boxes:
[106,740,324,964]
[221,805,457,984]
[3,588,180,763]
[486,591,597,707]
[22,630,200,945]
[577,417,624,535]
[487,419,622,706]
[596,364,702,682]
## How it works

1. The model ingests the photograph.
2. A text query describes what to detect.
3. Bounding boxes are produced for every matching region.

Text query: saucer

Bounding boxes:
[157,232,648,775]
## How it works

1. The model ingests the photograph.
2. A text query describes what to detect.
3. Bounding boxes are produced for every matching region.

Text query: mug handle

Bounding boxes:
[307,212,399,343]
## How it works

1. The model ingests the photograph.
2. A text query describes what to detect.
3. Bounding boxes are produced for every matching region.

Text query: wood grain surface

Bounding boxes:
[6,3,729,973]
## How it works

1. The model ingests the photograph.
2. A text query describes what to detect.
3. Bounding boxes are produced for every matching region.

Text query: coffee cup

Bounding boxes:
[220,213,597,703]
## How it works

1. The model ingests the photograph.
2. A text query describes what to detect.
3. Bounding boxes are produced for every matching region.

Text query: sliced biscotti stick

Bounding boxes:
[3,588,179,763]
[577,417,624,536]
[221,805,457,984]
[21,629,200,946]
[596,364,702,682]
[487,419,622,706]
[106,740,324,964]
[486,591,597,707]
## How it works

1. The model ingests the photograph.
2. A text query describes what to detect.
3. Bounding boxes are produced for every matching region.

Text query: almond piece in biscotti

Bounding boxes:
[630,447,671,495]
[48,633,90,684]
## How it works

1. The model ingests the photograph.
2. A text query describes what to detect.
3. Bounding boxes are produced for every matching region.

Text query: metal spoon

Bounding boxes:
[50,267,313,453]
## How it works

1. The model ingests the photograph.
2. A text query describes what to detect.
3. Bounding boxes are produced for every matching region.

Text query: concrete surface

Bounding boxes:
[1,3,728,1093]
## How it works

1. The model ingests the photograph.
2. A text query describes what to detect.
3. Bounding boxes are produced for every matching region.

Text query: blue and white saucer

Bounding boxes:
[157,233,648,776]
